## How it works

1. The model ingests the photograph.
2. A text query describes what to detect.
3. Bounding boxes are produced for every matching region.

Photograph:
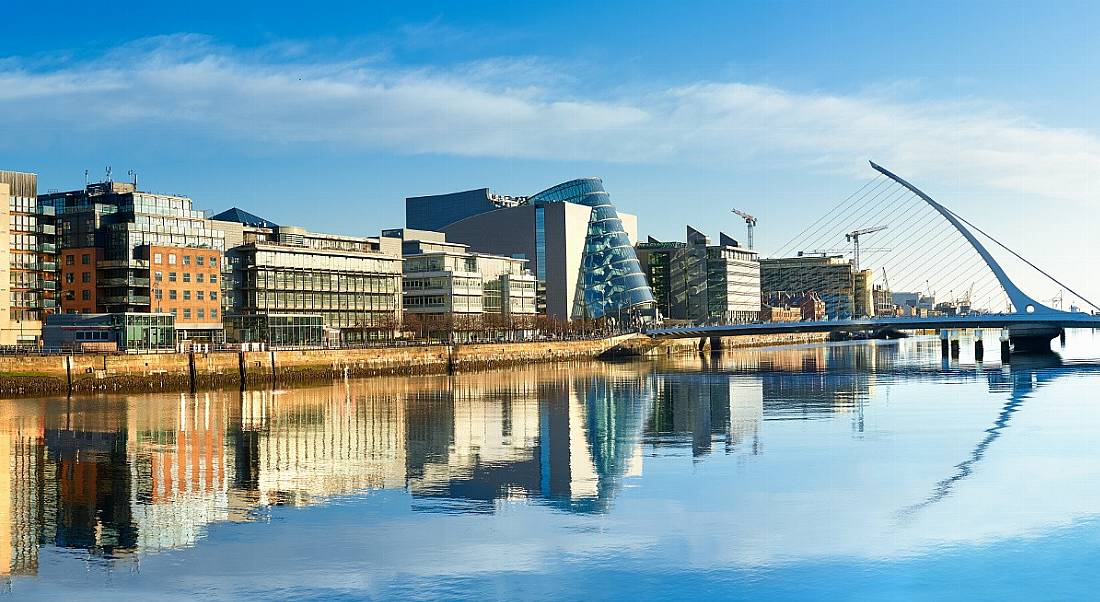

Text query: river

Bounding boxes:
[3,331,1100,600]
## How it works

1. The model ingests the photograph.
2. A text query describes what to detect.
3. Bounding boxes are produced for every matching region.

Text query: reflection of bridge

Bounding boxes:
[646,162,1100,352]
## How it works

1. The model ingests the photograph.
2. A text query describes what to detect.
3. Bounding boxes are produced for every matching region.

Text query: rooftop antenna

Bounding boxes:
[105,166,113,182]
[84,169,89,186]
[731,208,757,250]
[128,169,138,188]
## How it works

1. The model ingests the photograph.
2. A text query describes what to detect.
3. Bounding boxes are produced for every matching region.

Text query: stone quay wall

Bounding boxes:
[0,331,830,396]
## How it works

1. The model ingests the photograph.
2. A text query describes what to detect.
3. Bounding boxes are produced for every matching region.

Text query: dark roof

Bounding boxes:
[211,207,277,228]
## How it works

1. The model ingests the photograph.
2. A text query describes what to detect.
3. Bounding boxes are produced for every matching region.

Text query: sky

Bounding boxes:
[2,0,1099,306]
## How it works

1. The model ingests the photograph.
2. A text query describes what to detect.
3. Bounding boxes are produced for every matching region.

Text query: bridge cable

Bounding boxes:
[796,185,911,256]
[770,176,883,258]
[944,207,1100,312]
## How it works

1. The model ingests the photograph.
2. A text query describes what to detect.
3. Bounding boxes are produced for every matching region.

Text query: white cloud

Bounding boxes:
[1,36,1098,207]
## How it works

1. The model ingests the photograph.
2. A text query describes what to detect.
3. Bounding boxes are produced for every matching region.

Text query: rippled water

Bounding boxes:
[3,332,1100,600]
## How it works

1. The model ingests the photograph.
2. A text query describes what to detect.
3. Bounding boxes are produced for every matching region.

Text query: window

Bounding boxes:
[81,272,91,283]
[171,308,178,317]
[154,253,163,264]
[183,309,191,319]
[81,290,91,301]
[183,255,191,265]
[168,254,177,265]
[197,291,204,300]
[197,309,205,319]
[183,290,191,300]
[154,271,163,283]
[65,255,75,266]
[183,273,191,283]
[65,273,74,284]
[210,256,218,267]
[210,290,217,300]
[210,273,217,284]
[211,308,218,319]
[169,290,177,300]
[82,254,91,265]
[197,256,205,266]
[197,273,204,283]
[154,290,163,300]
[169,272,177,282]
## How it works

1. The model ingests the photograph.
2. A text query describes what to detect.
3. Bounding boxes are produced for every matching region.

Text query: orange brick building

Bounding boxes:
[145,245,223,334]
[58,245,224,342]
[60,247,102,314]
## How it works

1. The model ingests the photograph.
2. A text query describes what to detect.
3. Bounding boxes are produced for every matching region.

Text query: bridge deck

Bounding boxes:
[646,313,1100,339]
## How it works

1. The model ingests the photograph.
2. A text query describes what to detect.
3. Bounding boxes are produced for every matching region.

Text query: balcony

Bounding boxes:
[41,280,57,290]
[43,298,57,309]
[102,295,151,306]
[37,224,56,235]
[98,277,151,288]
[41,262,57,272]
[36,205,56,217]
[37,242,57,254]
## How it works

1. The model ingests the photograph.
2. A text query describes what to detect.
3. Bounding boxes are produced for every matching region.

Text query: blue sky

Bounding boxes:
[2,1,1098,304]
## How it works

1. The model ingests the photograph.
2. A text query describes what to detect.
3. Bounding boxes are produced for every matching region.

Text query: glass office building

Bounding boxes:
[527,178,654,321]
[230,243,402,342]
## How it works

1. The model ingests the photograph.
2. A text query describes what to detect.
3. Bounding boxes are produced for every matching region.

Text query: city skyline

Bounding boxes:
[2,1,1098,305]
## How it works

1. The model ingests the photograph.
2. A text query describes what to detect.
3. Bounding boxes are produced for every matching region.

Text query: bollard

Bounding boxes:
[940,330,950,357]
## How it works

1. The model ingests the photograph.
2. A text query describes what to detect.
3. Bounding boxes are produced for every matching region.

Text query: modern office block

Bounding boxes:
[43,180,227,342]
[760,255,874,319]
[396,232,537,335]
[636,227,760,323]
[214,208,403,342]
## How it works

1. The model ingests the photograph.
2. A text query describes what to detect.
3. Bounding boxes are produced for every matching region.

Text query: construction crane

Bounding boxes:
[731,208,757,250]
[846,225,888,271]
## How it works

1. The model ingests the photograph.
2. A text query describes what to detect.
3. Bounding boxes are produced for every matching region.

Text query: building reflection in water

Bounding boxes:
[1,341,1072,575]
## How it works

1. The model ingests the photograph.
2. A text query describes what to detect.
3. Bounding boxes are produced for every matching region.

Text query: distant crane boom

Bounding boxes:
[845,225,888,271]
[731,208,757,250]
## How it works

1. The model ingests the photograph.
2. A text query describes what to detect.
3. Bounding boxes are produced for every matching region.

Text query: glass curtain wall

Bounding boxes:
[528,178,654,320]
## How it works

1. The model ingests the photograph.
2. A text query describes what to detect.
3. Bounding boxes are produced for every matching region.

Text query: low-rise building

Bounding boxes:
[761,255,866,319]
[42,312,175,352]
[761,305,801,322]
[213,209,403,343]
[392,230,537,340]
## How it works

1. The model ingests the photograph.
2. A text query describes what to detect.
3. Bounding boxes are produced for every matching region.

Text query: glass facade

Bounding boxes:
[231,243,402,341]
[225,313,323,347]
[528,178,654,320]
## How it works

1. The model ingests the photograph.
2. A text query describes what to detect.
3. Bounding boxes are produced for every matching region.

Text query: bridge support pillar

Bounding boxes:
[1000,329,1011,362]
[950,338,960,358]
[1060,330,1067,347]
[974,329,984,362]
[1007,324,1063,354]
[709,336,724,352]
[940,330,949,358]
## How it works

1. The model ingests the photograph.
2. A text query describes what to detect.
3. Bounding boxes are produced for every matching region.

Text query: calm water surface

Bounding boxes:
[4,332,1100,600]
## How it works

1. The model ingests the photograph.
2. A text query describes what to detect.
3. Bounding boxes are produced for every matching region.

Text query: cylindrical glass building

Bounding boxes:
[528,178,655,320]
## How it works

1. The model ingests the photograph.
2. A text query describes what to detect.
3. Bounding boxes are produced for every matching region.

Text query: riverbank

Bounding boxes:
[0,331,830,396]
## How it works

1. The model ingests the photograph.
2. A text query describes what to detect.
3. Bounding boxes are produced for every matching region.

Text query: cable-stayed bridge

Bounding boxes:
[646,162,1100,353]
